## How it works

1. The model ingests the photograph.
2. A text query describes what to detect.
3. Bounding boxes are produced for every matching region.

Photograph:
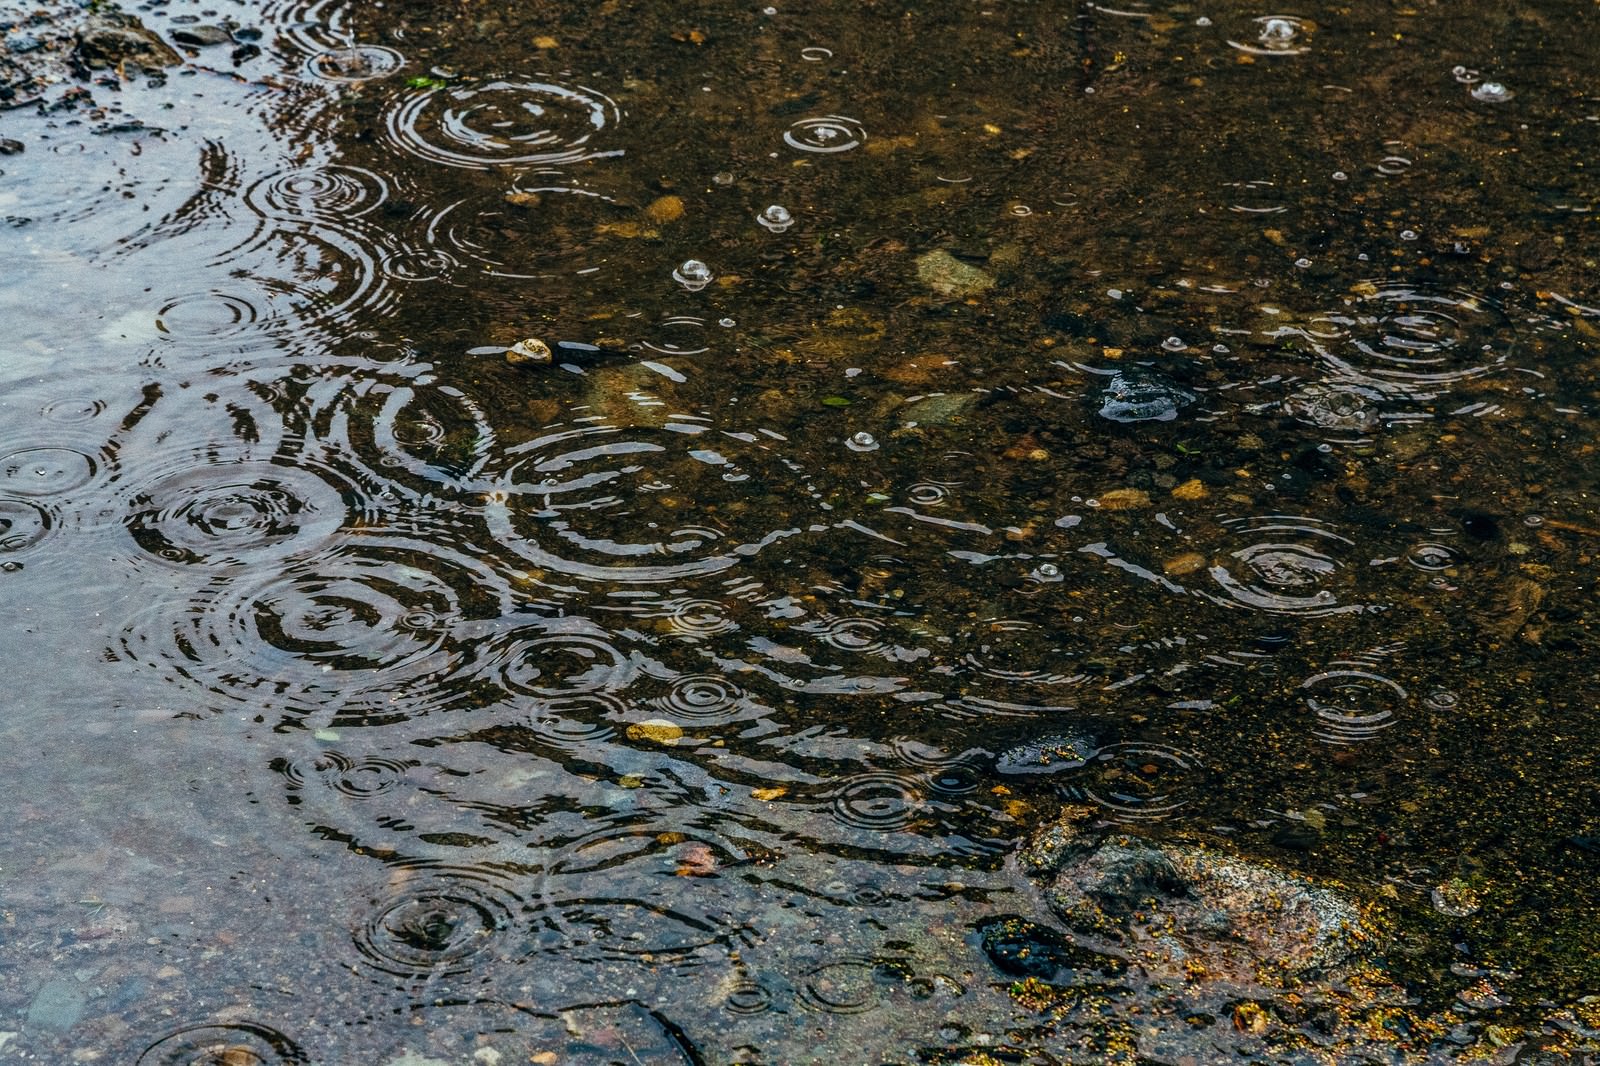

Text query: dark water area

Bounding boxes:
[2,0,1600,1061]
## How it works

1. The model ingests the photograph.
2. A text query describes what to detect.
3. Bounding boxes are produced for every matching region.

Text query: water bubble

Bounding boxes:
[1196,15,1213,25]
[800,46,833,61]
[1229,14,1311,55]
[757,203,794,232]
[1033,562,1062,581]
[1523,513,1544,527]
[1009,203,1034,217]
[784,114,866,153]
[1406,542,1460,572]
[1425,688,1459,710]
[847,431,879,452]
[1452,65,1480,84]
[1295,257,1313,269]
[674,258,714,291]
[305,43,404,82]
[1332,170,1348,180]
[1161,335,1188,352]
[718,316,736,327]
[1471,81,1514,104]
[712,171,735,185]
[1400,229,1419,241]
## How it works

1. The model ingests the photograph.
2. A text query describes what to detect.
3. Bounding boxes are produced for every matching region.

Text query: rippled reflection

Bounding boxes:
[2,0,1593,1058]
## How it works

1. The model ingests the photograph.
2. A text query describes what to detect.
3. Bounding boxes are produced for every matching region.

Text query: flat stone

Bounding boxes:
[170,25,233,47]
[1098,371,1195,423]
[26,977,86,1031]
[74,13,182,69]
[995,733,1096,777]
[1024,829,1372,988]
[915,249,995,298]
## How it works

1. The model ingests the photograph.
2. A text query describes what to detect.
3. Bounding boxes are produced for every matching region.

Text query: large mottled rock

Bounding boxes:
[1020,810,1371,989]
[1097,370,1196,423]
[915,249,995,298]
[74,12,182,71]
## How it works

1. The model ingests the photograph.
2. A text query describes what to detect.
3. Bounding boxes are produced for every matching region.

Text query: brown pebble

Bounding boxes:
[1163,552,1207,576]
[645,194,685,224]
[1096,487,1151,510]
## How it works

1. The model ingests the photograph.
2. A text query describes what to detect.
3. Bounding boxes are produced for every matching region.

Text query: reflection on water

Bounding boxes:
[4,0,1600,1060]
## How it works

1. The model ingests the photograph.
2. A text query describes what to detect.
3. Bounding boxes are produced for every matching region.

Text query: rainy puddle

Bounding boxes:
[2,0,1600,1061]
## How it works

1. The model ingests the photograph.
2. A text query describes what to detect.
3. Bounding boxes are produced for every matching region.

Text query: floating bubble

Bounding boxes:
[757,203,794,232]
[1523,513,1544,528]
[674,258,713,291]
[1470,81,1514,104]
[1425,688,1459,710]
[1161,335,1189,352]
[1302,668,1406,743]
[847,431,879,452]
[1228,14,1312,55]
[1452,65,1480,84]
[134,1021,309,1065]
[800,46,834,61]
[305,43,404,82]
[385,77,623,169]
[784,114,866,153]
[1034,562,1061,579]
[1406,542,1460,572]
